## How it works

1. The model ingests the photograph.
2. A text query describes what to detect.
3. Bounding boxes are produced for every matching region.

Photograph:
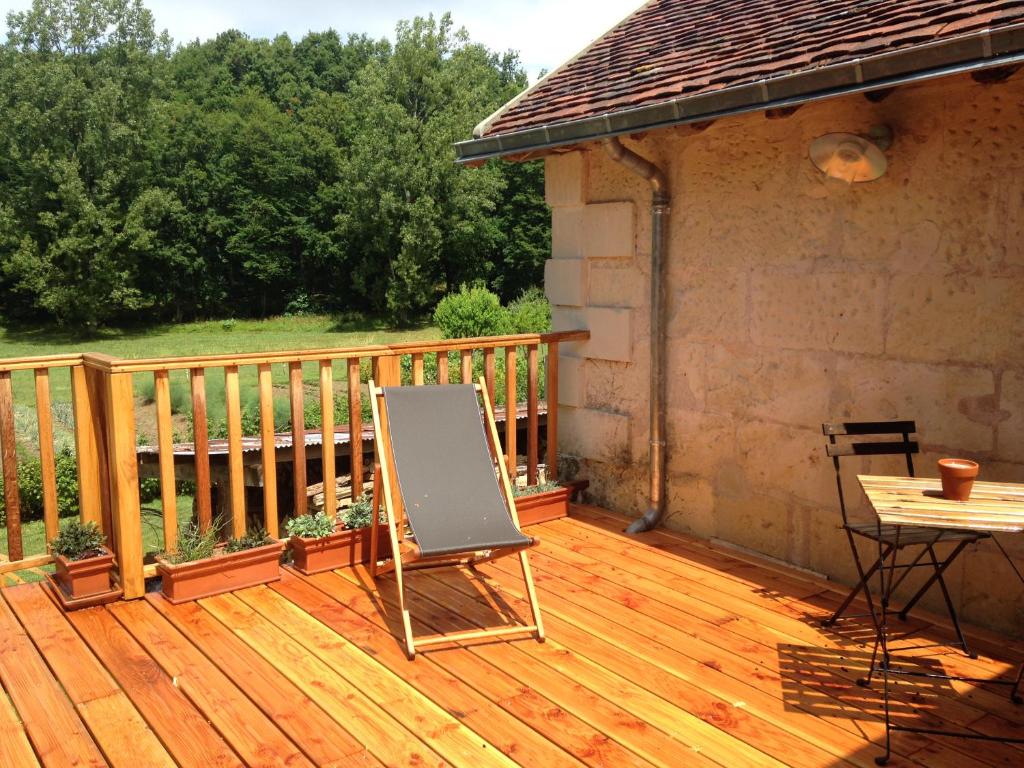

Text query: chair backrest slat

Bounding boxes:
[825,440,919,458]
[823,419,918,527]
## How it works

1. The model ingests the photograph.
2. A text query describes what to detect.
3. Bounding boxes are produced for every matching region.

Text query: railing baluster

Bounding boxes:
[546,342,559,481]
[527,344,539,486]
[0,371,23,562]
[504,346,517,475]
[484,348,496,405]
[34,369,59,543]
[320,360,336,520]
[460,349,473,384]
[257,364,279,538]
[190,368,213,531]
[348,359,363,502]
[224,365,246,537]
[290,362,307,516]
[154,371,178,552]
[436,352,449,384]
[412,353,425,386]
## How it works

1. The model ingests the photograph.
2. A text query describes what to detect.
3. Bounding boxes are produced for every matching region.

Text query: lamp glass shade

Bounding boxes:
[809,133,888,182]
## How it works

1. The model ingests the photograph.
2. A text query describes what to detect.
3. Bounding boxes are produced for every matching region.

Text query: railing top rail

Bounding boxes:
[0,353,85,373]
[69,330,589,374]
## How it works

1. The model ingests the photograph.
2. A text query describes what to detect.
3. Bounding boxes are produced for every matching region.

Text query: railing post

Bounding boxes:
[72,363,111,531]
[103,368,145,599]
[546,341,559,481]
[0,371,22,562]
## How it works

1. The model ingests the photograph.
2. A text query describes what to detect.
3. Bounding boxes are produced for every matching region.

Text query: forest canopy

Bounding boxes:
[0,0,549,327]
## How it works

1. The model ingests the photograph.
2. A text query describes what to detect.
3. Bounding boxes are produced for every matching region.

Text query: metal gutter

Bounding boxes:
[601,138,671,535]
[455,24,1024,164]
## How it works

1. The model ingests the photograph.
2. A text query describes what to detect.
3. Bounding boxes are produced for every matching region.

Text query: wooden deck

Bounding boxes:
[1,505,1023,768]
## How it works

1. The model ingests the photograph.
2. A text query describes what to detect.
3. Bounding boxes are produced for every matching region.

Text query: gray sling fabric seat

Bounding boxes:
[382,384,532,558]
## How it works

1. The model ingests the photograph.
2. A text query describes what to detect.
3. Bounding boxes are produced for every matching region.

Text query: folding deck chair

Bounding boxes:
[367,378,544,659]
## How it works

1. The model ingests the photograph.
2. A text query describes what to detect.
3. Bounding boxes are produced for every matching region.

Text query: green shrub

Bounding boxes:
[0,448,80,525]
[167,517,218,564]
[513,480,561,498]
[342,494,376,529]
[433,285,512,339]
[226,526,274,553]
[507,287,551,334]
[50,520,106,560]
[285,511,336,539]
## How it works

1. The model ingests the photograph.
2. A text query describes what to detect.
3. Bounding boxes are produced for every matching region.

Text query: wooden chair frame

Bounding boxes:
[367,377,545,659]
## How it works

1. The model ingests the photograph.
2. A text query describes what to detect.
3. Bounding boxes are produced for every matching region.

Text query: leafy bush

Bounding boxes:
[167,518,219,564]
[226,526,275,553]
[285,511,336,539]
[50,520,106,560]
[342,495,376,529]
[433,285,512,339]
[506,287,551,334]
[0,448,80,525]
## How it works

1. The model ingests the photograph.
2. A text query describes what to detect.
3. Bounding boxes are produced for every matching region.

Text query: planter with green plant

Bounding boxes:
[49,520,119,606]
[286,497,389,575]
[513,481,573,526]
[156,520,284,604]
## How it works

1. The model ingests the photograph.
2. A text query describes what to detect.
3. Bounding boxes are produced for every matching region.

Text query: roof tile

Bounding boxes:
[482,0,1024,137]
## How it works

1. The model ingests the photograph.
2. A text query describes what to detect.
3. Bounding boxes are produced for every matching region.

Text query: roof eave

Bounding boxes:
[454,23,1024,164]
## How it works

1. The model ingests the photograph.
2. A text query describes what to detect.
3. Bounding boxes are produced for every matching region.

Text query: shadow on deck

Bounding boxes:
[1,504,1022,767]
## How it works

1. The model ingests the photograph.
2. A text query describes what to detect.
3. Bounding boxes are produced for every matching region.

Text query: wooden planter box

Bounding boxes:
[515,485,572,526]
[156,541,285,604]
[289,526,391,575]
[54,547,116,600]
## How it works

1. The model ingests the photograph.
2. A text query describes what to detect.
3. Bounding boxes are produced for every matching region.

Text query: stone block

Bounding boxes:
[998,370,1024,463]
[750,272,886,355]
[545,152,585,207]
[588,262,646,308]
[663,475,716,540]
[832,358,997,453]
[551,207,584,259]
[886,275,1024,366]
[544,259,587,307]
[558,406,631,464]
[733,419,836,510]
[667,269,748,344]
[704,346,833,430]
[581,306,633,363]
[584,359,646,415]
[664,408,735,478]
[557,355,584,408]
[582,202,635,259]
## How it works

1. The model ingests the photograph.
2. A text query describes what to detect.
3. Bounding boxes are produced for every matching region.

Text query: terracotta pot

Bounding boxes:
[54,547,116,599]
[938,458,980,502]
[289,525,391,575]
[157,541,284,604]
[514,485,571,526]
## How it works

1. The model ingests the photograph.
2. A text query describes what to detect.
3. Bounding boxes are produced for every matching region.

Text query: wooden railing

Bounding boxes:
[0,331,587,597]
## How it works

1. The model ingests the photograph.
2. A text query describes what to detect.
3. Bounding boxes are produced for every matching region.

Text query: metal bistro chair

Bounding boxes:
[822,420,987,656]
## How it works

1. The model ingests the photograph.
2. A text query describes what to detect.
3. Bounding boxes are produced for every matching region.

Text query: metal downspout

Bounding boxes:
[602,138,670,533]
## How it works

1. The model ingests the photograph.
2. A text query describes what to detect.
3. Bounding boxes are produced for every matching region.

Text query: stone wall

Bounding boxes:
[544,71,1024,634]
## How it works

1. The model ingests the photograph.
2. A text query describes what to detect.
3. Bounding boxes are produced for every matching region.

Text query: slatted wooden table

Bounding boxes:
[856,474,1024,765]
[858,475,1024,533]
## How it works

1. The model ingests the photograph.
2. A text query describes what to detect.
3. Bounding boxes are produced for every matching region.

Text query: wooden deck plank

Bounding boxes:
[198,590,448,768]
[0,672,40,768]
[68,605,243,768]
[274,570,621,768]
[108,599,312,768]
[4,586,173,768]
[334,566,723,768]
[232,585,518,768]
[544,514,1024,740]
[146,593,379,767]
[0,589,106,768]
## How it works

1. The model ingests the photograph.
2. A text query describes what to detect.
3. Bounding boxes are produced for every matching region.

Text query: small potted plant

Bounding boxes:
[49,520,119,606]
[157,519,284,604]
[513,480,573,526]
[287,497,389,575]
